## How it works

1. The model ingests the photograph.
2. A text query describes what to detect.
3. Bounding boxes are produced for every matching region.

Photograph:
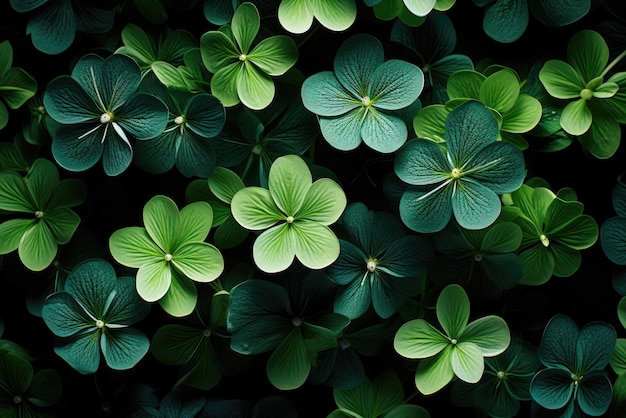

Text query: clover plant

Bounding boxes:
[302,33,423,153]
[200,2,299,110]
[367,0,455,25]
[9,0,115,54]
[327,371,431,418]
[395,100,525,233]
[539,29,626,158]
[109,195,224,317]
[231,154,346,273]
[277,0,357,34]
[0,40,37,131]
[326,202,434,319]
[133,387,207,418]
[503,183,598,285]
[134,79,225,178]
[394,284,511,395]
[202,395,298,418]
[601,173,626,267]
[0,158,86,271]
[41,258,151,374]
[43,53,169,176]
[530,314,616,417]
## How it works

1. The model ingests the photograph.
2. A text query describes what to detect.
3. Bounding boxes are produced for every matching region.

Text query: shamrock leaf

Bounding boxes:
[231,154,347,273]
[41,258,151,374]
[278,0,357,34]
[109,195,224,317]
[0,40,37,131]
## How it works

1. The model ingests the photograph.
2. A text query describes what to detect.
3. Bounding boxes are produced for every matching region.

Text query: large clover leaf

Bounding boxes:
[394,284,511,395]
[200,2,299,110]
[302,33,424,153]
[395,99,525,233]
[0,158,86,271]
[43,53,169,176]
[530,315,616,416]
[231,154,347,273]
[0,40,37,131]
[109,195,224,317]
[327,202,434,319]
[278,0,357,34]
[504,183,598,285]
[41,258,151,374]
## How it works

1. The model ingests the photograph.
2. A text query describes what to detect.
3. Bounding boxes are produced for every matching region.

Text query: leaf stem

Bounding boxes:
[601,49,626,78]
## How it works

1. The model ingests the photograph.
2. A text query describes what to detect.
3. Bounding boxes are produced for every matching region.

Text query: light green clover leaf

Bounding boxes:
[278,0,357,34]
[41,258,151,374]
[231,154,347,273]
[0,158,86,271]
[394,284,510,395]
[109,195,224,317]
[396,99,525,233]
[200,2,299,110]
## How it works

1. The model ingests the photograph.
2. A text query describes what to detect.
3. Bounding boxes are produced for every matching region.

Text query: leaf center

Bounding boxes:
[540,234,550,247]
[450,338,457,344]
[286,215,295,224]
[239,54,247,62]
[164,253,173,261]
[580,88,594,100]
[174,115,185,125]
[362,96,373,107]
[95,319,105,329]
[339,338,351,350]
[13,396,22,404]
[100,112,114,124]
[292,317,302,327]
[497,370,506,380]
[366,258,378,273]
[571,373,583,384]
[203,329,212,337]
[35,210,44,219]
[451,168,462,179]
[474,252,483,262]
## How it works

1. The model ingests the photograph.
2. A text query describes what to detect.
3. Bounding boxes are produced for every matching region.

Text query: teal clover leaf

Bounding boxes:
[429,220,524,300]
[394,284,511,395]
[0,158,86,271]
[0,40,37,131]
[278,0,357,34]
[9,0,115,55]
[504,183,598,285]
[601,173,626,267]
[395,100,525,233]
[201,395,297,418]
[327,202,434,319]
[231,154,347,273]
[41,258,151,375]
[109,195,224,317]
[530,314,616,416]
[539,30,626,158]
[134,80,225,178]
[0,351,62,418]
[200,2,299,110]
[43,53,169,176]
[302,33,424,153]
[451,336,540,418]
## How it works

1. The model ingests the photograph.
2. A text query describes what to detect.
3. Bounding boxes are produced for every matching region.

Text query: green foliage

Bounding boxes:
[394,284,511,395]
[278,0,357,34]
[0,40,37,131]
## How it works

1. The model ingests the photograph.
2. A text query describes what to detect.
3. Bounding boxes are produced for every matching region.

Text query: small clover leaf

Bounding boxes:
[394,284,510,395]
[231,154,347,273]
[109,195,224,317]
[41,258,151,374]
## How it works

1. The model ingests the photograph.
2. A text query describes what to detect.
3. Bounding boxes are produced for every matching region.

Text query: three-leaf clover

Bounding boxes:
[394,99,525,233]
[231,154,347,273]
[278,0,357,34]
[200,2,299,110]
[327,202,434,319]
[302,33,424,153]
[43,53,169,176]
[0,40,37,131]
[0,158,86,271]
[109,195,224,317]
[394,284,511,395]
[41,258,151,374]
[530,314,616,416]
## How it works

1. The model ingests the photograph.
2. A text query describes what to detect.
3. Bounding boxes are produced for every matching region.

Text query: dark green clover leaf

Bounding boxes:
[9,0,115,55]
[200,2,299,110]
[504,183,598,285]
[302,33,423,153]
[43,53,169,176]
[451,336,540,418]
[394,284,510,395]
[601,173,626,267]
[395,100,525,233]
[390,13,474,105]
[539,30,626,158]
[116,23,197,75]
[133,388,207,418]
[109,195,224,317]
[327,370,431,418]
[134,80,225,178]
[278,0,357,34]
[202,395,297,418]
[0,40,37,131]
[429,220,524,300]
[203,0,240,25]
[0,158,86,271]
[214,86,317,187]
[369,0,455,27]
[41,258,151,374]
[227,271,350,390]
[231,154,346,273]
[530,314,616,417]
[0,351,62,418]
[327,202,434,319]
